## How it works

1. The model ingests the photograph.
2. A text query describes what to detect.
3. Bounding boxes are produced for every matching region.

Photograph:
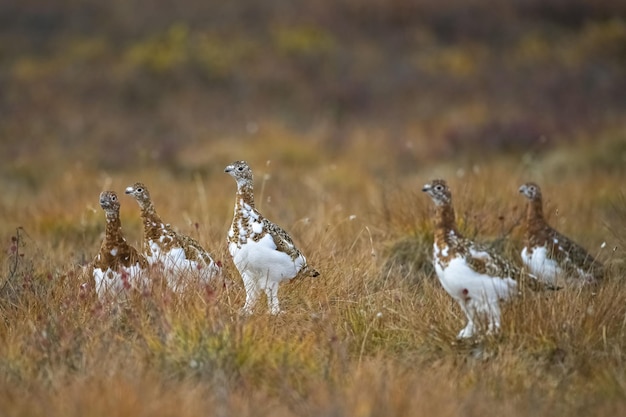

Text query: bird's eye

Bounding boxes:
[111,195,117,201]
[136,188,143,193]
[435,185,443,191]
[237,166,244,172]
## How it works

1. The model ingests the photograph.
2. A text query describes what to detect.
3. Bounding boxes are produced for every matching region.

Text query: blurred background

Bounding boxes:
[1,0,625,176]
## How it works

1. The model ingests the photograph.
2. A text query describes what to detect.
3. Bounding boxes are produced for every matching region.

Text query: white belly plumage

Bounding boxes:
[433,245,518,338]
[229,234,304,283]
[436,256,518,302]
[521,245,562,286]
[147,242,219,290]
[93,263,146,299]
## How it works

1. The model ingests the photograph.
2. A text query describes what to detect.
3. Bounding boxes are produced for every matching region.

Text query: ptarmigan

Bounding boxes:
[422,179,539,339]
[519,182,603,287]
[225,160,319,315]
[92,191,149,299]
[124,182,221,292]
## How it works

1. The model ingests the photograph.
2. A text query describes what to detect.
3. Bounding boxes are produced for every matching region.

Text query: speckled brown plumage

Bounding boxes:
[124,182,221,290]
[92,191,148,298]
[519,182,603,285]
[225,160,318,314]
[422,179,543,338]
[226,161,318,277]
[424,179,526,284]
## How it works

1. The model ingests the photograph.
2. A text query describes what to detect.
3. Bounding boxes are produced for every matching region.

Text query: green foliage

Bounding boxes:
[3,1,624,158]
[416,44,488,78]
[576,18,626,64]
[272,25,336,58]
[124,24,191,74]
[194,34,258,79]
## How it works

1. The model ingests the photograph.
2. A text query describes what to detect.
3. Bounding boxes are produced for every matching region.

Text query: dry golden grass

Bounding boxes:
[0,133,625,417]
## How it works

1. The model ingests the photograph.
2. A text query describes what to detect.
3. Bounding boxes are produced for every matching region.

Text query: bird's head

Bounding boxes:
[519,182,542,201]
[125,182,151,207]
[422,179,452,206]
[225,160,253,187]
[99,191,120,213]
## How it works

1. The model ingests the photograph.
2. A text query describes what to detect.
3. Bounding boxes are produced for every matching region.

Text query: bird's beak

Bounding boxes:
[224,166,233,173]
[421,185,430,192]
[518,185,525,193]
[124,187,133,195]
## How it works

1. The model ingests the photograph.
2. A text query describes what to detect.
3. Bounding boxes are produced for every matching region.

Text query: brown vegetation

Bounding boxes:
[1,1,625,416]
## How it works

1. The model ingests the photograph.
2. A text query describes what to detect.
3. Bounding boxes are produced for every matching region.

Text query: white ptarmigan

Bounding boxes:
[422,179,540,339]
[225,160,319,315]
[519,182,603,287]
[124,182,221,291]
[92,191,149,299]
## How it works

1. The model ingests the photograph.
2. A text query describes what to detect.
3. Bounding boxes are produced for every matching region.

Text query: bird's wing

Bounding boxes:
[125,244,149,269]
[176,233,215,265]
[463,239,547,290]
[464,241,519,279]
[546,229,603,279]
[263,218,303,261]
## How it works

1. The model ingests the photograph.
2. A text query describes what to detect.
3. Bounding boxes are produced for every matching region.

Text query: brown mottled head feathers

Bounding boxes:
[422,179,452,206]
[422,179,462,264]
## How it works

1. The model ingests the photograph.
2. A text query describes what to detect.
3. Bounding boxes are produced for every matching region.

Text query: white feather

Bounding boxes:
[147,241,219,291]
[434,250,517,339]
[522,245,596,286]
[230,233,306,314]
[521,245,562,287]
[251,221,263,235]
[93,262,147,300]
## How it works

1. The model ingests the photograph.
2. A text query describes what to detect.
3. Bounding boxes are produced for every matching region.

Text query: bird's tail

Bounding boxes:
[295,263,319,280]
[522,270,561,291]
[304,264,320,278]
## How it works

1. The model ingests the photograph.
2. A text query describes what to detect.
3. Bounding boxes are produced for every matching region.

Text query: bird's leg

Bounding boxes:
[265,280,281,315]
[242,274,261,315]
[457,299,476,339]
[485,301,502,335]
[457,320,475,339]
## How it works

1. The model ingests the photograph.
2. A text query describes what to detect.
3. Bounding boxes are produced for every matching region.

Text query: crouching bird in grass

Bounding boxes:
[125,182,222,292]
[519,182,603,288]
[92,191,149,300]
[422,179,543,339]
[225,160,319,315]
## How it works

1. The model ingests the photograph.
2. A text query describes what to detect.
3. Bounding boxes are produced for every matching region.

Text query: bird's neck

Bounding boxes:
[525,198,548,244]
[235,184,255,211]
[140,202,165,237]
[434,203,460,245]
[104,212,126,245]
